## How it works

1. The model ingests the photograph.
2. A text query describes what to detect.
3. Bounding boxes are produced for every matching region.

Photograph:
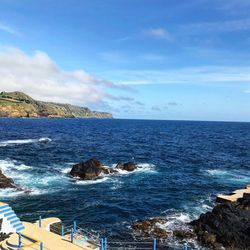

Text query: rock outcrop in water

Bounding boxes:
[0,170,16,189]
[132,218,170,238]
[70,158,138,180]
[190,193,250,249]
[116,162,137,172]
[0,91,113,118]
[132,218,194,240]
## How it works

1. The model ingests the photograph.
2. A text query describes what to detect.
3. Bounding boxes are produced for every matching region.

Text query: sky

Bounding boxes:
[0,0,250,121]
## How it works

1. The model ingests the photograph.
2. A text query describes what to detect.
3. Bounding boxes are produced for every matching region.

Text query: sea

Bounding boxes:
[0,118,250,249]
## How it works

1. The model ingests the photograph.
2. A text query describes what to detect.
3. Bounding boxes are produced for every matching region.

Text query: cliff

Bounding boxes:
[0,91,113,118]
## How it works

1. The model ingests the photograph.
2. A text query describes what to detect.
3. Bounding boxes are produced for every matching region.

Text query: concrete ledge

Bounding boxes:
[216,184,250,203]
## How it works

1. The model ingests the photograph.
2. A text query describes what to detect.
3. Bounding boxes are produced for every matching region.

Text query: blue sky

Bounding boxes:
[0,0,250,121]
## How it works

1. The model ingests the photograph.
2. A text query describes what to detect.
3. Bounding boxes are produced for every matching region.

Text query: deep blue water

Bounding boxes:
[0,118,250,248]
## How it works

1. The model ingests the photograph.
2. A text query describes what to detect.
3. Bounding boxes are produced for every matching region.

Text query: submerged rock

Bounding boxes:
[70,158,138,180]
[132,218,170,238]
[116,162,137,172]
[190,193,250,249]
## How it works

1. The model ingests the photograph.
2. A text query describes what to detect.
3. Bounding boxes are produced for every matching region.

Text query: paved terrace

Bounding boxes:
[1,218,99,250]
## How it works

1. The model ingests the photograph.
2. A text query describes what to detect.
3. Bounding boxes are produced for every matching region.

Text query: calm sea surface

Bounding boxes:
[0,118,250,248]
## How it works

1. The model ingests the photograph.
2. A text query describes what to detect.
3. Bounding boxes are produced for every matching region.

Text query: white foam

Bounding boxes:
[38,137,52,143]
[206,169,228,176]
[0,137,52,147]
[0,159,32,172]
[110,163,156,176]
[205,169,250,183]
[60,167,72,174]
[76,177,110,185]
[0,188,25,197]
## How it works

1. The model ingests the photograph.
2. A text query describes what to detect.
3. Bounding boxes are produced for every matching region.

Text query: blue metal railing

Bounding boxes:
[37,216,189,250]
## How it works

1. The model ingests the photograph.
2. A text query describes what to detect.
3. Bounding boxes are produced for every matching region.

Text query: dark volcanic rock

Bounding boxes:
[70,158,138,181]
[132,218,169,238]
[173,230,195,240]
[70,158,105,180]
[191,193,250,249]
[116,162,137,172]
[0,170,16,189]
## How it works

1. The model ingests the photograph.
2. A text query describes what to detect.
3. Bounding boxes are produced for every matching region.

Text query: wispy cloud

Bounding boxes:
[99,51,128,64]
[0,47,129,106]
[152,105,161,111]
[143,28,173,41]
[0,22,21,36]
[168,102,179,106]
[108,66,250,85]
[181,18,250,34]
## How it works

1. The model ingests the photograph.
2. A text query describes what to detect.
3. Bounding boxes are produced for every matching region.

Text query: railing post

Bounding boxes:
[153,238,157,250]
[71,228,74,243]
[104,237,107,250]
[18,233,21,247]
[40,242,43,250]
[100,238,104,250]
[73,221,76,233]
[184,242,188,250]
[39,215,42,228]
[61,224,64,237]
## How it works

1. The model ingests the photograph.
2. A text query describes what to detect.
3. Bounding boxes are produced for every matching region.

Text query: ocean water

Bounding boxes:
[0,118,250,248]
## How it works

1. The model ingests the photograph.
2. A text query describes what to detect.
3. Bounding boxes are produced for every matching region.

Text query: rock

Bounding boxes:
[132,218,170,238]
[190,193,250,249]
[173,230,195,240]
[116,162,137,172]
[0,170,16,189]
[70,158,139,181]
[70,158,105,180]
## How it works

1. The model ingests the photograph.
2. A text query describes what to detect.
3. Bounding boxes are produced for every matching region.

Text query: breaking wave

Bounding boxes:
[0,137,52,147]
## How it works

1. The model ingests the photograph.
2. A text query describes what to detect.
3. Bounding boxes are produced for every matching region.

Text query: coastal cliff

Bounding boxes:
[0,91,113,118]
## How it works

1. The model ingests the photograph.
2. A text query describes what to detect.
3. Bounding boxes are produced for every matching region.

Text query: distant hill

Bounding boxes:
[0,91,113,119]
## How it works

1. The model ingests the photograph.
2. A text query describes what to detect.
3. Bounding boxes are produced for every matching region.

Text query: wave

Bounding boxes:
[205,169,250,184]
[0,137,52,147]
[0,159,32,172]
[0,159,67,197]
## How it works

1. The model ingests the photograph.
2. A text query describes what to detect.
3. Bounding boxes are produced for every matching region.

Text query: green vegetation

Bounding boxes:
[0,99,16,105]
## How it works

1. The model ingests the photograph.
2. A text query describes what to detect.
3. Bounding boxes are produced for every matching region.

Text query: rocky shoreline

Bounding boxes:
[132,186,250,249]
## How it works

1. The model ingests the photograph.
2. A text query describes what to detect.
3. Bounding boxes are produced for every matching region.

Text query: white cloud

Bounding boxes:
[143,28,172,41]
[0,47,123,105]
[0,22,21,36]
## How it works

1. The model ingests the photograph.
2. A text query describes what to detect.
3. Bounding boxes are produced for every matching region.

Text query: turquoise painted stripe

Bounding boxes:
[0,204,9,209]
[13,222,23,228]
[0,207,12,213]
[7,215,17,221]
[4,211,15,217]
[10,219,20,224]
[16,226,25,232]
